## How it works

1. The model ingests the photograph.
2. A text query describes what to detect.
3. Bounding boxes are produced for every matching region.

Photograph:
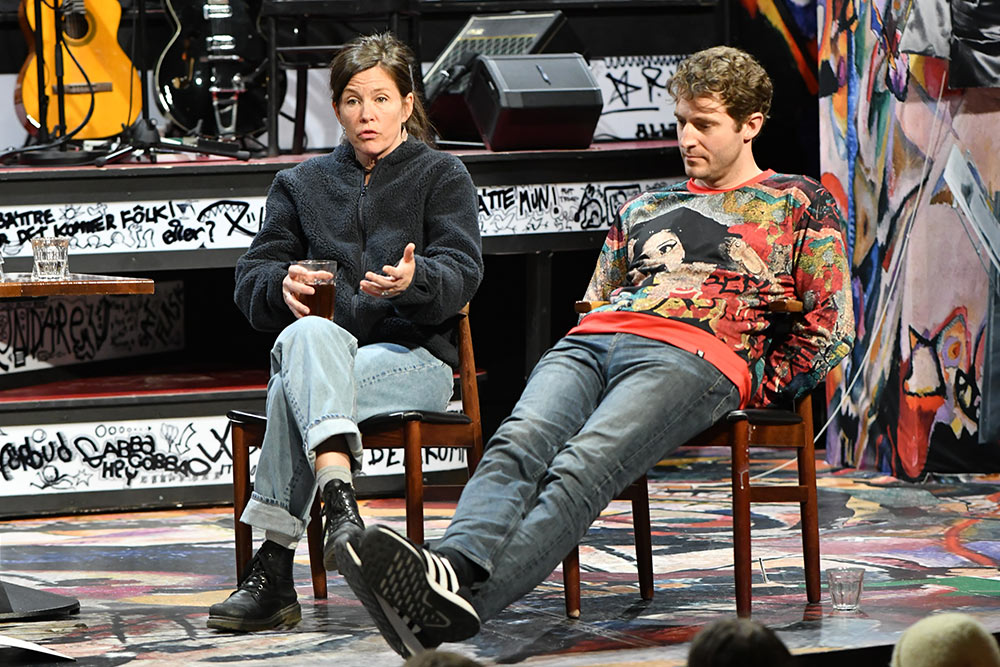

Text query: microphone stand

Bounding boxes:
[32,0,49,144]
[18,0,104,165]
[96,0,250,165]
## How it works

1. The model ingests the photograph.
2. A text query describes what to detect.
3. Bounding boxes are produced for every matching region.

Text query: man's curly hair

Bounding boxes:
[668,46,773,128]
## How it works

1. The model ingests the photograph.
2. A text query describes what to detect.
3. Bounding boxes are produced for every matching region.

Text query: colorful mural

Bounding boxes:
[819,0,1000,478]
[736,0,822,177]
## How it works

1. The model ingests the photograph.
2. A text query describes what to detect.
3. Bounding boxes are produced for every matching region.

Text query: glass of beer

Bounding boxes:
[295,259,336,320]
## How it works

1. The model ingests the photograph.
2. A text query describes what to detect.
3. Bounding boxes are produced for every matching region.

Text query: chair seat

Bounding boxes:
[360,410,472,431]
[726,408,803,425]
[225,409,472,434]
[227,409,266,426]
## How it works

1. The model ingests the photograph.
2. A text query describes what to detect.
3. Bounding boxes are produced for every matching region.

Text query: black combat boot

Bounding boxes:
[207,540,300,632]
[321,479,365,571]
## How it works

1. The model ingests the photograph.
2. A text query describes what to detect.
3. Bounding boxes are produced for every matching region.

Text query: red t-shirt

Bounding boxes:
[566,311,752,407]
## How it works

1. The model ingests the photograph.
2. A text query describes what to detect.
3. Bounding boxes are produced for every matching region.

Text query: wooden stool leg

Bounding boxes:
[403,421,425,545]
[631,479,654,601]
[306,493,328,599]
[232,422,256,581]
[563,547,581,618]
[731,421,753,617]
[797,394,821,604]
[799,442,821,603]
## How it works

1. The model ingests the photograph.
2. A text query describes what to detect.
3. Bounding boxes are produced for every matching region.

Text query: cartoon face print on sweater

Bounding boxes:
[625,207,771,291]
[619,205,775,330]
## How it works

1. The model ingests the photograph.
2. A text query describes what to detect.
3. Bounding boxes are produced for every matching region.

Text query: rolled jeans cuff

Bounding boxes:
[242,493,308,539]
[306,415,364,473]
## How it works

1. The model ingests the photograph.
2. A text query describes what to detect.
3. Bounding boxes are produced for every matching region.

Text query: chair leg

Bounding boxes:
[232,422,255,581]
[798,443,821,603]
[403,421,425,545]
[630,477,654,601]
[563,547,581,619]
[306,493,328,599]
[730,421,753,617]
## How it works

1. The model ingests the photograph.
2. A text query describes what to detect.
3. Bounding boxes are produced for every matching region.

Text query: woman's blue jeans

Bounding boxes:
[437,333,741,621]
[241,317,454,539]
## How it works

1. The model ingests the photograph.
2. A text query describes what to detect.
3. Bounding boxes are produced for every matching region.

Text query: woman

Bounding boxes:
[208,32,483,633]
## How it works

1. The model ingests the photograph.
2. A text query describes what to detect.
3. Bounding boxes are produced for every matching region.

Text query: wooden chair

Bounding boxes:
[228,306,483,599]
[561,299,821,618]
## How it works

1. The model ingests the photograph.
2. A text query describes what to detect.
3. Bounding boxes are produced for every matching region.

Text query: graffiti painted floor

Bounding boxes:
[2,446,1000,666]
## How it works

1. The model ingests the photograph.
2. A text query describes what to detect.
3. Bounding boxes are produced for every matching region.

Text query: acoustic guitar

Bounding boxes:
[155,0,279,137]
[15,0,142,140]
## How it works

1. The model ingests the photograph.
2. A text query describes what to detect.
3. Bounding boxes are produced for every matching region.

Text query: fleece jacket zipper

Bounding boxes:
[354,168,369,318]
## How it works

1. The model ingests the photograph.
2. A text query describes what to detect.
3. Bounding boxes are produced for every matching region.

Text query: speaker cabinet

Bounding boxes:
[423,11,584,141]
[465,54,603,151]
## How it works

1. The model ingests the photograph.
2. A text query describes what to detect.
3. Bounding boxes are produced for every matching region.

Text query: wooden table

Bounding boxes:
[0,272,153,621]
[0,272,155,298]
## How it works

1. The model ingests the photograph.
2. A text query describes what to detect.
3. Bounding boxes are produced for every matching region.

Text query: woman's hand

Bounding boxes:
[361,243,416,299]
[282,264,331,318]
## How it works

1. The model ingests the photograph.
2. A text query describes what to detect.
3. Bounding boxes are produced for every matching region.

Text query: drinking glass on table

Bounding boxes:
[31,237,70,280]
[295,259,337,319]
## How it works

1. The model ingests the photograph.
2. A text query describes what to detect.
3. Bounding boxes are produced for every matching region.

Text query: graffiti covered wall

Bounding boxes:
[0,282,185,375]
[819,0,1000,477]
[0,179,672,261]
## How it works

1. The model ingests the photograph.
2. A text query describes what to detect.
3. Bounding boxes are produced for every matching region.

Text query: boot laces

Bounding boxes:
[238,554,271,596]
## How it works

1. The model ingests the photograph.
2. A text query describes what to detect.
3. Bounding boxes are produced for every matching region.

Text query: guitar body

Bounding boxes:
[15,0,142,139]
[155,0,280,137]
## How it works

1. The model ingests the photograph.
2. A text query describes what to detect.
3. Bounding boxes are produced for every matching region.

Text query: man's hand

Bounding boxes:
[361,242,416,299]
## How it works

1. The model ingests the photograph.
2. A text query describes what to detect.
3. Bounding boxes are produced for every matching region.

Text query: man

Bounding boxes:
[336,45,855,658]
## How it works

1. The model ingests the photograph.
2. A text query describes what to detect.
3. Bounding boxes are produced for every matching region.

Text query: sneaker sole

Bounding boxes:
[323,539,339,572]
[336,537,422,659]
[359,525,480,646]
[206,601,301,632]
[324,523,365,572]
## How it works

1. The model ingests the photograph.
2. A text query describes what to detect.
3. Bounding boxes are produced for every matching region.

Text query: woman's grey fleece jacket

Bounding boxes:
[234,137,483,367]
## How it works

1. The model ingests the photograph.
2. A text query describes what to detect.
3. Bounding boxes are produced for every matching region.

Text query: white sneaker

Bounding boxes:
[336,535,421,658]
[359,525,480,650]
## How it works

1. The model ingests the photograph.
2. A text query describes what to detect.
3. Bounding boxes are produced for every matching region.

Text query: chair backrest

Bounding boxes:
[455,304,481,429]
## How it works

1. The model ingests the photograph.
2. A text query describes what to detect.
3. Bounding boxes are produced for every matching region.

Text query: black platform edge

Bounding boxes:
[798,642,893,667]
[0,386,267,414]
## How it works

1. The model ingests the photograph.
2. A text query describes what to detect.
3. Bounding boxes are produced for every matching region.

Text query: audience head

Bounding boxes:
[891,613,1000,667]
[687,618,794,667]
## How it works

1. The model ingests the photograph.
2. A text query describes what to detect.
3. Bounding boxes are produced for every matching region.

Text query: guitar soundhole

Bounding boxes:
[64,13,90,40]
